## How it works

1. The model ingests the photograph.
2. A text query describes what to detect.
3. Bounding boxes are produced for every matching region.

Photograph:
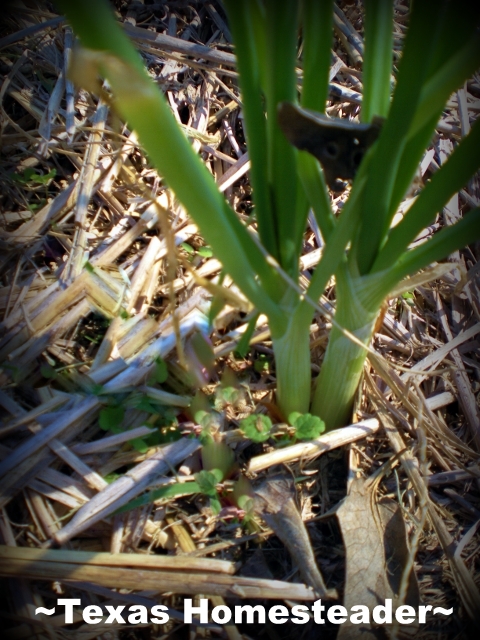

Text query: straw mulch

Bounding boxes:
[0,2,479,639]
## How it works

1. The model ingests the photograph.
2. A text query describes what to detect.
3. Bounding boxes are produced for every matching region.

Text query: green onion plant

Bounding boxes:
[57,0,480,429]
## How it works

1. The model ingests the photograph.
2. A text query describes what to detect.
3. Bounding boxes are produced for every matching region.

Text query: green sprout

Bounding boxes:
[240,414,273,443]
[289,412,326,441]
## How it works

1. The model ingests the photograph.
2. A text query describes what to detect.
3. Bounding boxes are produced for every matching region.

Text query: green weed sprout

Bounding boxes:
[240,414,274,443]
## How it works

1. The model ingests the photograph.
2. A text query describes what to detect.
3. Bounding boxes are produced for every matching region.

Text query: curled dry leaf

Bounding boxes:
[336,476,419,639]
[252,473,337,600]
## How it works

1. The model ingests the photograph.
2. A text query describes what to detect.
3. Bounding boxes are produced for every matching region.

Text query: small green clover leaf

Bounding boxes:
[195,469,223,496]
[240,414,273,443]
[215,385,243,410]
[288,412,302,425]
[289,412,325,441]
[99,405,124,432]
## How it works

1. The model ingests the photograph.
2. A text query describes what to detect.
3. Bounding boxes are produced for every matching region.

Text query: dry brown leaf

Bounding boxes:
[336,476,419,639]
[253,474,337,599]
